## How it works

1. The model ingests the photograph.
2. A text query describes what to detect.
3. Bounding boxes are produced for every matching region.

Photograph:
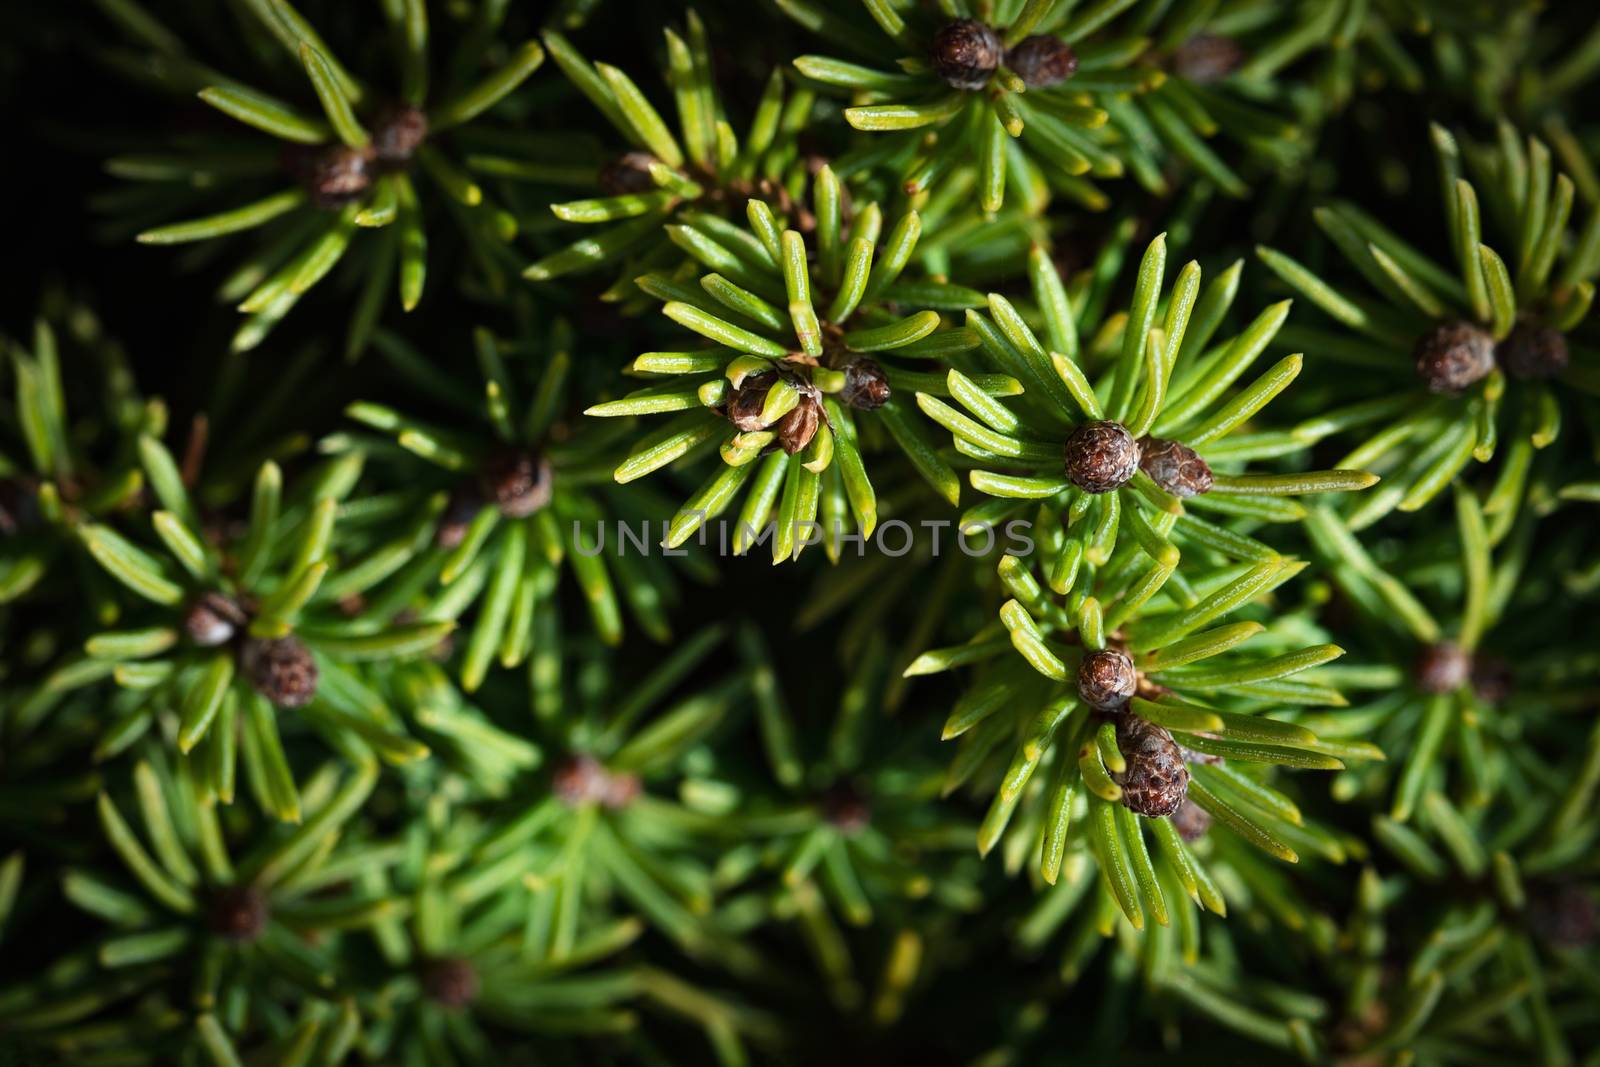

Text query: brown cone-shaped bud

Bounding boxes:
[1497,322,1569,380]
[287,143,373,209]
[601,770,642,810]
[840,358,891,411]
[1005,35,1078,89]
[822,780,872,835]
[1077,649,1138,711]
[481,450,553,518]
[552,753,639,809]
[725,371,778,432]
[209,884,269,942]
[370,104,428,169]
[1530,884,1598,948]
[1114,715,1189,818]
[1138,436,1212,498]
[1413,320,1495,394]
[241,635,318,708]
[552,754,609,807]
[1171,33,1245,84]
[1170,798,1212,842]
[598,150,660,196]
[930,19,1003,91]
[1415,641,1471,695]
[1063,420,1141,493]
[421,957,480,1008]
[776,394,823,455]
[183,592,247,647]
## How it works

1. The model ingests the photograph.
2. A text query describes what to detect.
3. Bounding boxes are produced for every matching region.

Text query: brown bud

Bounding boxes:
[822,780,872,835]
[480,450,553,518]
[601,770,642,810]
[1063,420,1141,493]
[1077,649,1138,711]
[1171,34,1245,84]
[1413,320,1495,394]
[183,592,247,647]
[1138,436,1212,498]
[725,371,779,432]
[1530,884,1597,948]
[930,19,1003,91]
[552,754,639,809]
[209,884,269,942]
[776,394,824,455]
[1497,322,1569,380]
[421,957,480,1008]
[1005,35,1078,89]
[1170,799,1212,842]
[598,151,661,196]
[369,104,428,169]
[241,635,319,708]
[840,358,891,411]
[1114,715,1189,818]
[1414,641,1471,695]
[552,754,609,807]
[287,143,372,209]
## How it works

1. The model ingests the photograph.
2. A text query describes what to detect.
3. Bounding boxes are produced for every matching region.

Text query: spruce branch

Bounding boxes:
[97,0,545,354]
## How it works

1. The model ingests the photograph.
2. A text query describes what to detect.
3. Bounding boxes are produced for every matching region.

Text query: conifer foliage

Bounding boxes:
[2,0,1599,1063]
